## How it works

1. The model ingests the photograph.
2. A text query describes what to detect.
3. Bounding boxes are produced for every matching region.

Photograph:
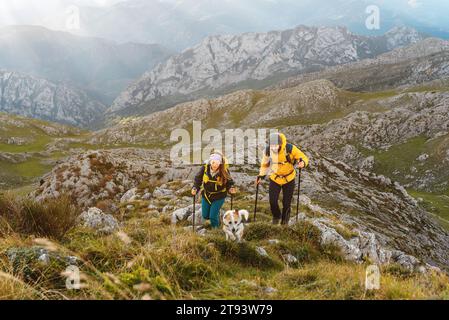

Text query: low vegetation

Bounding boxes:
[1,193,448,300]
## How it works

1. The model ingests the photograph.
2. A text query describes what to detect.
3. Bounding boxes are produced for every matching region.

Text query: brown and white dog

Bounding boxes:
[222,209,249,242]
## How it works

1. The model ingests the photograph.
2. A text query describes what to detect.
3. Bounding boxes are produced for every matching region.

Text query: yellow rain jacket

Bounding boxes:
[259,133,309,186]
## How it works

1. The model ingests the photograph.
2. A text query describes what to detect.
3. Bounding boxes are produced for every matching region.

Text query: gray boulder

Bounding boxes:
[172,204,202,225]
[120,188,138,203]
[79,207,119,235]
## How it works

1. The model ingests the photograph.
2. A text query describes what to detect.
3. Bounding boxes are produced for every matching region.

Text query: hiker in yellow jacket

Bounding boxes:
[256,133,309,225]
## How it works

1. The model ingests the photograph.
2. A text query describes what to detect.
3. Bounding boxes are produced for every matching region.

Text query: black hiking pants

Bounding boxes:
[269,179,295,225]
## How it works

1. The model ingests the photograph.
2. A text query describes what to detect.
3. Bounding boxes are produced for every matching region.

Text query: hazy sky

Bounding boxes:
[0,0,123,26]
[1,0,447,26]
[1,0,448,46]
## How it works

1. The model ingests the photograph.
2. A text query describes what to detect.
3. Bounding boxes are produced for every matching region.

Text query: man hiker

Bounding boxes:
[192,150,236,228]
[256,133,309,225]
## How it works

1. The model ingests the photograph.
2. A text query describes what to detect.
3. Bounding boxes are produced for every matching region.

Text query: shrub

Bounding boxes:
[5,247,74,289]
[244,221,322,247]
[0,193,79,240]
[209,236,283,270]
[273,241,320,265]
[279,269,319,287]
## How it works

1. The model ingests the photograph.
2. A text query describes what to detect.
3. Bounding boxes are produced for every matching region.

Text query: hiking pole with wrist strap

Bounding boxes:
[254,179,260,222]
[296,160,303,223]
[192,193,196,232]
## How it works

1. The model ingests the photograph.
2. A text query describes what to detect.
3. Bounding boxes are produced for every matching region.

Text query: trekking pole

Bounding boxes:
[254,180,260,222]
[192,193,196,232]
[230,193,234,211]
[296,161,303,223]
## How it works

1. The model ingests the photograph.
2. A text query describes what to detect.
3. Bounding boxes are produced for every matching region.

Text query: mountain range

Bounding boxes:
[0,70,106,127]
[0,25,172,105]
[0,25,428,128]
[108,25,425,118]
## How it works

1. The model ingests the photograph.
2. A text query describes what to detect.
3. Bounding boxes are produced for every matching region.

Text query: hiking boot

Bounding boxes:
[281,208,291,225]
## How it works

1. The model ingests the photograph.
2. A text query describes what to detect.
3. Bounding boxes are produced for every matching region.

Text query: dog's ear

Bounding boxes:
[223,211,232,223]
[239,210,249,221]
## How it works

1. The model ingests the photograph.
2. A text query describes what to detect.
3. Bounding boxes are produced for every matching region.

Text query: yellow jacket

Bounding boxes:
[259,133,309,185]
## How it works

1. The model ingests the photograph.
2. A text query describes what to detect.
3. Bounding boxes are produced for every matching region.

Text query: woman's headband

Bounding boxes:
[209,153,223,163]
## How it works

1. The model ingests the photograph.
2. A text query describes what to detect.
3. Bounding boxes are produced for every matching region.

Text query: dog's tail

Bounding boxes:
[239,209,249,221]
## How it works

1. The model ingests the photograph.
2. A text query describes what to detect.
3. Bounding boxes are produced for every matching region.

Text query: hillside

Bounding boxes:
[0,113,88,189]
[94,80,354,144]
[1,146,449,299]
[2,92,449,299]
[272,38,449,92]
[91,77,449,227]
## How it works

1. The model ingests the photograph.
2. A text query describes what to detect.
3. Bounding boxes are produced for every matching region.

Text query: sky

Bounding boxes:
[0,0,123,27]
[0,0,448,44]
[1,0,446,26]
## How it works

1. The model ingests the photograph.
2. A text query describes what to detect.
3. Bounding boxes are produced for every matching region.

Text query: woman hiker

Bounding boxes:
[256,133,309,225]
[192,151,236,228]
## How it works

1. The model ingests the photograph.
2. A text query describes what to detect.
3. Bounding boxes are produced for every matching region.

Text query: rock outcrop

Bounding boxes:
[78,207,120,235]
[0,70,106,128]
[33,148,195,208]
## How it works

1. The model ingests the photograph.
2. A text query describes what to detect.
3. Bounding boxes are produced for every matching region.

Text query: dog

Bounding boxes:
[222,209,249,242]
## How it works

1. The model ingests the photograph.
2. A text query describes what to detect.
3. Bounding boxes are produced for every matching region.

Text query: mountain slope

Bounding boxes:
[272,38,449,92]
[0,70,107,128]
[91,78,449,223]
[0,112,85,189]
[0,25,172,104]
[31,147,449,271]
[108,25,425,117]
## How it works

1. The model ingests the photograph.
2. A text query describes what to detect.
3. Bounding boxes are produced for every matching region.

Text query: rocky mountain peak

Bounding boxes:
[0,70,106,128]
[108,25,426,117]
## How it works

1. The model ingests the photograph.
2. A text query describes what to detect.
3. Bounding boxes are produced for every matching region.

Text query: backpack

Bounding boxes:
[265,143,297,165]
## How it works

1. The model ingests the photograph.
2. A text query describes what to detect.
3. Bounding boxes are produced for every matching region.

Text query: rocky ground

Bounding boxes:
[2,145,449,300]
[31,147,449,272]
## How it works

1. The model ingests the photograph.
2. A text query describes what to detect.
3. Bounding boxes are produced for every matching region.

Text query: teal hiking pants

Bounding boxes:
[201,196,226,228]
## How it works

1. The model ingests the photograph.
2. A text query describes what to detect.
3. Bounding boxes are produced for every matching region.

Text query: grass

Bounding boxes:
[357,133,449,229]
[0,135,53,154]
[408,189,449,230]
[0,193,448,300]
[0,193,80,240]
[0,158,53,190]
[356,136,427,180]
[0,158,52,178]
[351,90,399,101]
[0,112,84,154]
